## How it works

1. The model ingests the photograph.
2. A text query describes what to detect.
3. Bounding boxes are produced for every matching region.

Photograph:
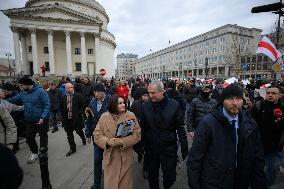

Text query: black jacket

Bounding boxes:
[60,92,86,129]
[184,86,200,103]
[166,90,186,113]
[252,100,284,153]
[211,88,222,102]
[141,96,188,156]
[187,97,217,132]
[187,105,266,189]
[48,88,62,112]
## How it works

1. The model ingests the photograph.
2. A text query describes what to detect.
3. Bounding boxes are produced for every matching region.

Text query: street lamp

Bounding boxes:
[5,53,12,76]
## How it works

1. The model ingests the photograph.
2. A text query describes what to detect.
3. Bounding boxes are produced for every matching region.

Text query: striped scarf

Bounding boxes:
[67,94,73,119]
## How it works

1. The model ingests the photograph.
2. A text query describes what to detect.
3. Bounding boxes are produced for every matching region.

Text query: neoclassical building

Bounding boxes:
[3,0,116,78]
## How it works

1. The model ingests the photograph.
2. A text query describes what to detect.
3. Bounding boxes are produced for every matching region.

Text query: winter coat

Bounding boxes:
[211,88,222,102]
[0,107,17,145]
[116,85,129,101]
[85,94,110,138]
[187,97,217,132]
[184,86,200,103]
[47,88,62,112]
[166,90,186,113]
[0,99,24,113]
[252,100,284,153]
[187,105,266,189]
[131,83,142,100]
[94,111,141,189]
[141,96,188,159]
[7,84,50,122]
[60,92,86,129]
[81,83,93,103]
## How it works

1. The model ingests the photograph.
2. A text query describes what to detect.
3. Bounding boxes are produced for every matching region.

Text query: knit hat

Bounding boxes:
[221,84,243,101]
[136,87,148,99]
[18,77,34,85]
[93,83,106,93]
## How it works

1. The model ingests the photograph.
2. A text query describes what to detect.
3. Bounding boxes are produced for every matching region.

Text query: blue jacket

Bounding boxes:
[85,94,110,138]
[7,85,50,122]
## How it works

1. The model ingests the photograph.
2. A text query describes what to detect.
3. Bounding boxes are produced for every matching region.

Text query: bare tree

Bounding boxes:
[224,35,251,77]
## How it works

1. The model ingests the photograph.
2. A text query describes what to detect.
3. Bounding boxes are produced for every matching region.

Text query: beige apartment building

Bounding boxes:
[135,24,273,80]
[117,53,138,80]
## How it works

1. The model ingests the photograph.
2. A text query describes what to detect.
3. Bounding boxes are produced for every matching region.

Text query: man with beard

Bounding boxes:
[141,80,188,189]
[187,85,217,137]
[60,83,86,156]
[252,86,284,187]
[187,84,266,189]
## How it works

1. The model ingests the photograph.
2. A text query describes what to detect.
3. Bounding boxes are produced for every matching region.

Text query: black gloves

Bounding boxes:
[181,146,189,160]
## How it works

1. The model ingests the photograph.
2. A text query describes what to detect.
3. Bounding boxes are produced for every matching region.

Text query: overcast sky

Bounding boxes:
[0,0,278,59]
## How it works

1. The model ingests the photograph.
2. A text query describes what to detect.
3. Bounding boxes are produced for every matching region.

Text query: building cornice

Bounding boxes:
[25,0,109,23]
[100,37,116,48]
[2,4,103,25]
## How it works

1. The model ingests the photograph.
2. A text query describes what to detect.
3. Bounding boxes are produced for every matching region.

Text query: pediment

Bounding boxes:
[32,11,80,21]
[3,4,103,24]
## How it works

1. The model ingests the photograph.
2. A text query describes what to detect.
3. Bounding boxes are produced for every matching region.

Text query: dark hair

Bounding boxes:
[108,94,126,114]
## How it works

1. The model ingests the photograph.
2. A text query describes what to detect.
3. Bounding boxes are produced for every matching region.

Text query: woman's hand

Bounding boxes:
[107,138,122,147]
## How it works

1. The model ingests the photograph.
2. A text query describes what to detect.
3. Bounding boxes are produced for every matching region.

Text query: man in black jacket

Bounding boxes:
[252,86,284,187]
[187,84,266,189]
[47,81,62,133]
[211,78,223,102]
[60,83,86,156]
[141,80,188,189]
[187,85,217,136]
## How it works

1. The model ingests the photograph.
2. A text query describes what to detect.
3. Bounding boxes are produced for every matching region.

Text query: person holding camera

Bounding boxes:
[252,86,284,187]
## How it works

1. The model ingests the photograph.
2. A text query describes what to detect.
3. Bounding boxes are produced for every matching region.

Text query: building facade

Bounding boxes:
[135,24,273,80]
[117,53,138,80]
[3,0,116,78]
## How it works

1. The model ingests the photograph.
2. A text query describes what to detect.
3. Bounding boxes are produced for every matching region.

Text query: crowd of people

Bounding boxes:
[0,75,284,189]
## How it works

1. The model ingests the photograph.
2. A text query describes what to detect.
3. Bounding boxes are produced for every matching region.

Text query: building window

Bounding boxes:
[88,49,93,54]
[44,47,49,54]
[75,48,81,55]
[75,63,81,71]
[45,62,50,71]
[220,46,224,52]
[29,46,32,53]
[247,39,250,45]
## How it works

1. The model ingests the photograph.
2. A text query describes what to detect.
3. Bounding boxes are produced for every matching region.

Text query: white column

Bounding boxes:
[80,32,87,75]
[94,34,100,76]
[20,33,29,75]
[217,66,219,76]
[65,31,72,75]
[48,30,55,75]
[30,28,39,76]
[11,26,21,75]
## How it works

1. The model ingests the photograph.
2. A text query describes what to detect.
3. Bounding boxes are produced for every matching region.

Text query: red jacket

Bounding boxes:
[116,84,129,101]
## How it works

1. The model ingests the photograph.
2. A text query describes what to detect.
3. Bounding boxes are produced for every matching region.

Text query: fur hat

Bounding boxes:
[18,77,34,85]
[221,84,243,101]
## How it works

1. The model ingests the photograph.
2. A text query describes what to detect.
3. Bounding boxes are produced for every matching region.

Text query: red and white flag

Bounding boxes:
[256,36,282,62]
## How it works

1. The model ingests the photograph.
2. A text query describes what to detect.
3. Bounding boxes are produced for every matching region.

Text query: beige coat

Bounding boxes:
[0,107,17,145]
[94,111,141,189]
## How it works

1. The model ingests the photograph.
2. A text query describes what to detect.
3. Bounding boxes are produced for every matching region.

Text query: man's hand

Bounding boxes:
[37,119,44,125]
[86,138,92,144]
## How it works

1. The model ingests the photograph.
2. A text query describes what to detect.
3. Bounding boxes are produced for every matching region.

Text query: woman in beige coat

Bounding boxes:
[94,94,141,189]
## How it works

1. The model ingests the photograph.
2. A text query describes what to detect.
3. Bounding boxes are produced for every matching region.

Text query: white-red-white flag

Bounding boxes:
[256,36,282,62]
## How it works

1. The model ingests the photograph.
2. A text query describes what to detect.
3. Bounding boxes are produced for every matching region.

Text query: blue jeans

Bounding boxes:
[92,144,103,189]
[264,152,283,187]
